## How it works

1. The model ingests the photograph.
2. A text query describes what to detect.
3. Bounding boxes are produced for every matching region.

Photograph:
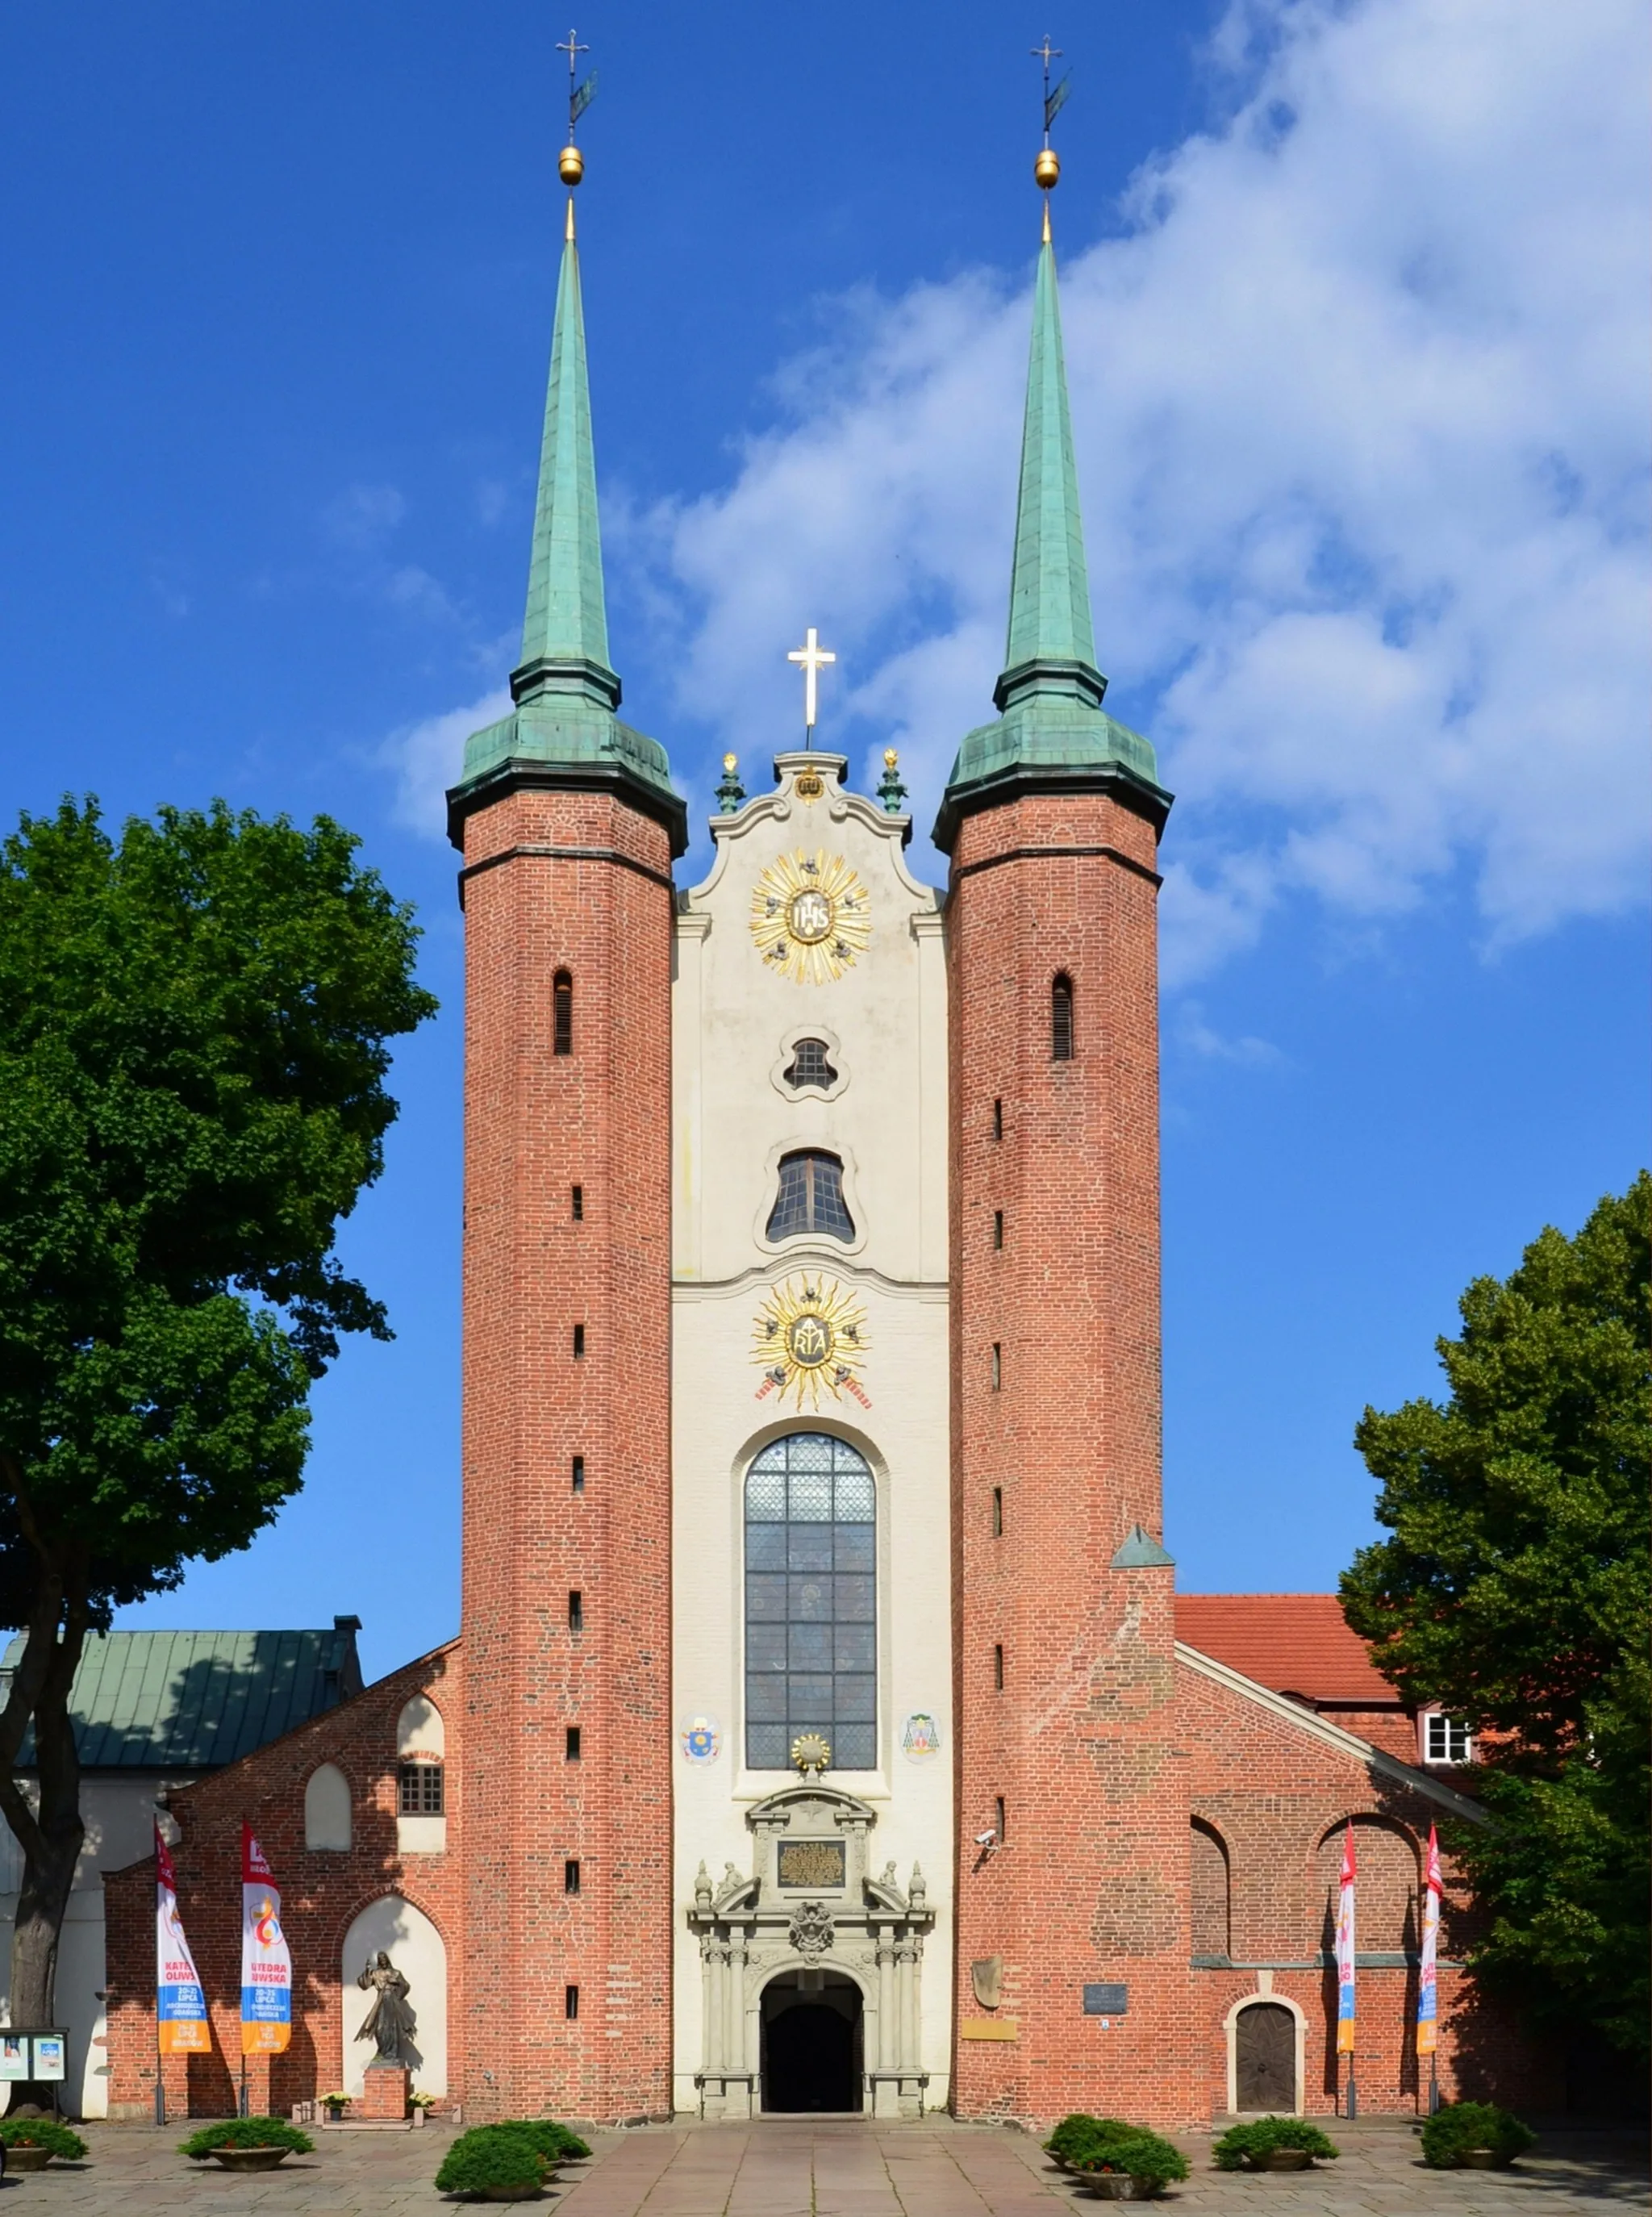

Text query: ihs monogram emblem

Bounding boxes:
[753,1276,871,1409]
[750,851,871,984]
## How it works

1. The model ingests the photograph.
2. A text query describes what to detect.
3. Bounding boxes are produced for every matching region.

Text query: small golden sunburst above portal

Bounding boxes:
[753,1276,871,1411]
[750,850,871,984]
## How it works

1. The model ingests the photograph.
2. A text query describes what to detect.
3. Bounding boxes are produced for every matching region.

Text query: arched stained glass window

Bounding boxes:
[766,1150,855,1242]
[745,1433,876,1771]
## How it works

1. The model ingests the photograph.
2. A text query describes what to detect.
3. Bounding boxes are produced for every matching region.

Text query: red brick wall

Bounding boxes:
[457,785,674,2123]
[102,1647,463,2121]
[945,787,1196,2128]
[1179,1657,1559,2115]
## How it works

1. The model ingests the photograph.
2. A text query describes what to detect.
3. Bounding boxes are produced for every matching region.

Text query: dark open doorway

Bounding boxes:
[761,1971,862,2113]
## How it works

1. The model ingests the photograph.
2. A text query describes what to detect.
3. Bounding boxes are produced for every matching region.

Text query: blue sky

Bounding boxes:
[2,2,1645,1683]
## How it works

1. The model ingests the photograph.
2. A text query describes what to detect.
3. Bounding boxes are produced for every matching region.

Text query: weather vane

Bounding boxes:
[555,28,599,190]
[1030,34,1071,223]
[787,627,836,748]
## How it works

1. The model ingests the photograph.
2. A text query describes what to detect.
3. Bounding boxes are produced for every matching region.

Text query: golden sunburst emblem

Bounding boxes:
[753,1276,871,1410]
[750,850,871,984]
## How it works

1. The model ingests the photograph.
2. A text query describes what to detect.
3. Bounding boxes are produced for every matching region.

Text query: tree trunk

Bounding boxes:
[0,1553,89,2116]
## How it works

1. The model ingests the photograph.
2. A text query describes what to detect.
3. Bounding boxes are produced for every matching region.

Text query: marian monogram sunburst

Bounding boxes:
[753,1276,871,1410]
[750,851,871,984]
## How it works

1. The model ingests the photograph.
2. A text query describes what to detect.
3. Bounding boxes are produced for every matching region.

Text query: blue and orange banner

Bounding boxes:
[1416,1821,1441,2056]
[155,1827,211,2056]
[1334,1822,1357,2055]
[240,1823,292,2056]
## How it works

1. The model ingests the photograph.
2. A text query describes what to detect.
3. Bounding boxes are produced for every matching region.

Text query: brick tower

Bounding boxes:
[447,186,686,2122]
[935,183,1195,2127]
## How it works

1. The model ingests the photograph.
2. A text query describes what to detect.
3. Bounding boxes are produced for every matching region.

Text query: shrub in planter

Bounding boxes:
[497,2118,592,2163]
[1046,2116,1137,2167]
[1068,2127,1190,2198]
[180,2116,315,2161]
[0,2118,88,2165]
[435,2125,546,2200]
[1213,2118,1341,2170]
[1420,2102,1536,2170]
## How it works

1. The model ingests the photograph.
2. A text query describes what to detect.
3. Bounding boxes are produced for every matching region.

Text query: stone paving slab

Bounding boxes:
[13,2118,1645,2217]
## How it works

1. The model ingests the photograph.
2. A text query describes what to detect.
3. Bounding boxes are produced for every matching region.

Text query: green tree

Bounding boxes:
[0,799,436,2087]
[1341,1175,1651,2063]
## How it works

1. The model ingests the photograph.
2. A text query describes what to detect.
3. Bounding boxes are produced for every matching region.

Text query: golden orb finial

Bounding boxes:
[1034,145,1060,190]
[558,143,585,187]
[723,752,737,774]
[883,748,899,769]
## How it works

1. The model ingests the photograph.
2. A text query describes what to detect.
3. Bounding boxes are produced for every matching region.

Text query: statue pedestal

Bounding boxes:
[357,2064,409,2120]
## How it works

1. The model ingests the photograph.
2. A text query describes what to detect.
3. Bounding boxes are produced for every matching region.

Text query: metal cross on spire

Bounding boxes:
[1032,33,1071,140]
[556,26,599,142]
[787,628,836,745]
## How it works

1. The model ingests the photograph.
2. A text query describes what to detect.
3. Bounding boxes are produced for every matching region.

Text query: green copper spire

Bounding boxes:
[1002,228,1098,684]
[516,202,612,695]
[933,207,1168,853]
[448,198,685,854]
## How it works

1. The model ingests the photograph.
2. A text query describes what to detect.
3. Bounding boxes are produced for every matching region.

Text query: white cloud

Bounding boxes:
[382,688,509,836]
[323,482,407,549]
[615,0,1650,980]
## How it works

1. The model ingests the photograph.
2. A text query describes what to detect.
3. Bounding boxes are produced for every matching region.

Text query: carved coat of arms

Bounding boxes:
[788,1901,836,1959]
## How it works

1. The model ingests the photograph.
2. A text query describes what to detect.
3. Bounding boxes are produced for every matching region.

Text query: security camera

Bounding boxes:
[974,1828,999,1847]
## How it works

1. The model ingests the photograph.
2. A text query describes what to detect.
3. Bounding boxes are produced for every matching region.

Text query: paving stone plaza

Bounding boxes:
[15,2119,1646,2216]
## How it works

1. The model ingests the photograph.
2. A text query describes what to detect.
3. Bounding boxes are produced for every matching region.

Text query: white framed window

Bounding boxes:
[1423,1712,1471,1765]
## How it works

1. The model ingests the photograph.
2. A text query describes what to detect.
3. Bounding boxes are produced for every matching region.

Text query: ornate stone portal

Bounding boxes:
[689,1785,933,2119]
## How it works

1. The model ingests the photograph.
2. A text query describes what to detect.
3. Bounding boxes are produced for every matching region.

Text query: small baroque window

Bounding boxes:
[783,1037,840,1090]
[398,1760,444,1815]
[766,1150,855,1242]
[1052,972,1074,1060]
[1424,1713,1472,1765]
[553,971,573,1056]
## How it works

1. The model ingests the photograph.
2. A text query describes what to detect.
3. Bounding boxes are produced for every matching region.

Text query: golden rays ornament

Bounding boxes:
[749,850,871,984]
[753,1276,871,1410]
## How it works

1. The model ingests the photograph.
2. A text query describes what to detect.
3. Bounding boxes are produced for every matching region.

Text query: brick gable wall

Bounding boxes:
[102,1646,462,2120]
[946,787,1197,2129]
[456,786,674,2123]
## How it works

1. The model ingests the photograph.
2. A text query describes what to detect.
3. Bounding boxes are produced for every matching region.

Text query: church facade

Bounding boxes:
[101,169,1553,2131]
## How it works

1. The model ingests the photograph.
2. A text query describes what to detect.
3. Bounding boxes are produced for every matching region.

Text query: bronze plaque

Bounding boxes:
[776,1839,846,1889]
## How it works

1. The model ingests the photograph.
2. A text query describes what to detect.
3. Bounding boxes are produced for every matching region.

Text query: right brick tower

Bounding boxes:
[934,177,1196,2128]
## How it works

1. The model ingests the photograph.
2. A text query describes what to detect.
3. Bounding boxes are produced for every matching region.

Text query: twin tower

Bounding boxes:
[445,165,1192,2128]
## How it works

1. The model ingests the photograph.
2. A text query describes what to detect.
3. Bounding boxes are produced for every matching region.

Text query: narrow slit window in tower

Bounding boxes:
[766,1150,855,1242]
[564,1859,581,1894]
[991,1486,1003,1536]
[993,1097,1003,1140]
[991,1343,1001,1389]
[1052,972,1074,1060]
[996,1795,1007,1844]
[994,1643,1004,1690]
[553,971,573,1056]
[571,1184,583,1221]
[565,1985,579,2021]
[573,1324,585,1358]
[993,1209,1003,1250]
[571,1455,585,1495]
[568,1590,583,1633]
[782,1037,839,1090]
[565,1726,581,1761]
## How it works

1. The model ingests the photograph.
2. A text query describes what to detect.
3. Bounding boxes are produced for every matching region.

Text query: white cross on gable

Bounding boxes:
[786,627,836,736]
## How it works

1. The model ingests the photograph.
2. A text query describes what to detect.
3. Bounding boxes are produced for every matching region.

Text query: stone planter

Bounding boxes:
[208,2147,291,2172]
[1253,2149,1313,2171]
[1458,2151,1516,2169]
[478,2184,540,2203]
[1078,2174,1151,2200]
[4,2146,53,2173]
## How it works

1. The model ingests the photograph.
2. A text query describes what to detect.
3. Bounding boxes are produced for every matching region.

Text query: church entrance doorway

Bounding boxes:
[1233,2000,1297,2112]
[760,1971,862,2113]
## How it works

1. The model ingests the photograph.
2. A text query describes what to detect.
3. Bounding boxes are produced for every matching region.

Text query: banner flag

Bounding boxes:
[240,1823,292,2056]
[1416,1821,1442,2056]
[155,1827,211,2056]
[1335,1822,1357,2054]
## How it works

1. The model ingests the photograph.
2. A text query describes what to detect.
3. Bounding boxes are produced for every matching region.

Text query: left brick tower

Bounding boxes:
[447,174,686,2121]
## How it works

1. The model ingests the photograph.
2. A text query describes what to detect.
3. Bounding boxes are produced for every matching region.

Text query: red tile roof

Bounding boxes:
[1175,1594,1401,1706]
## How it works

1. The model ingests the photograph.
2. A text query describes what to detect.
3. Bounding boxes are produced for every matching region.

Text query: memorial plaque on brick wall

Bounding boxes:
[1083,1983,1128,2015]
[777,1839,846,1889]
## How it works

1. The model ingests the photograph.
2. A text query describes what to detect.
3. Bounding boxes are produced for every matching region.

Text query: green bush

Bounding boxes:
[1419,2102,1536,2169]
[1045,2115,1137,2164]
[497,2118,591,2162]
[179,2115,314,2160]
[1062,2123,1189,2194]
[0,2118,87,2161]
[434,2125,545,2198]
[1213,2117,1341,2169]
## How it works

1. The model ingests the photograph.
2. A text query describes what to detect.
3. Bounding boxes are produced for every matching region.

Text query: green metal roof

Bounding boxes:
[2,1623,363,1771]
[933,227,1170,854]
[448,202,686,854]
